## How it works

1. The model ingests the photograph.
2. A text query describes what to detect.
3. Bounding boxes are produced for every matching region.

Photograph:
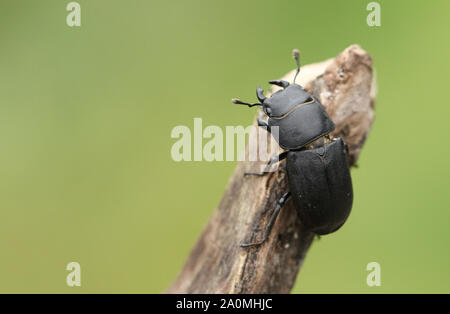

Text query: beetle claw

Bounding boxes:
[256,86,266,102]
[269,80,290,88]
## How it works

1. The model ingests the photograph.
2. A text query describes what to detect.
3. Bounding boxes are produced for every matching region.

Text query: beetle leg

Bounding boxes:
[241,192,291,248]
[244,151,287,176]
[257,118,270,132]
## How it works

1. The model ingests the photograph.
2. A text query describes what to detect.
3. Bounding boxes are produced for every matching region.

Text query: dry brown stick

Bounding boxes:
[168,45,376,294]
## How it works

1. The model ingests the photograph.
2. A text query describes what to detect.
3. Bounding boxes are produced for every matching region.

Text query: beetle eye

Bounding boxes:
[265,107,272,115]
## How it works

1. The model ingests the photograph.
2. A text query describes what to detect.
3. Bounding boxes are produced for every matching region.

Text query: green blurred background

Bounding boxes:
[0,0,449,293]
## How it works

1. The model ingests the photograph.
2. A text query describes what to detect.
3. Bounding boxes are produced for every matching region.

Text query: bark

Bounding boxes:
[168,45,376,294]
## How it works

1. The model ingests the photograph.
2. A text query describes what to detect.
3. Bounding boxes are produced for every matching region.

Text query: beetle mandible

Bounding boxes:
[232,49,353,247]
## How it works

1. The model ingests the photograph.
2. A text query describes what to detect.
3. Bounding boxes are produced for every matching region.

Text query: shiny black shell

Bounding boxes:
[263,84,335,150]
[263,84,312,117]
[268,99,335,150]
[286,138,353,235]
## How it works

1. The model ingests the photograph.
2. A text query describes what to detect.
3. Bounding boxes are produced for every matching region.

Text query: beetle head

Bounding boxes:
[232,48,313,117]
[261,83,314,117]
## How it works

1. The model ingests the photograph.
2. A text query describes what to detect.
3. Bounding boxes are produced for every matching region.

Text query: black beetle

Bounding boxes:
[232,50,353,247]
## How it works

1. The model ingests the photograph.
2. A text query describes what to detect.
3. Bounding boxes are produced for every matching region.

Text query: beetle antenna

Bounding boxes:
[232,98,262,107]
[292,49,301,84]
